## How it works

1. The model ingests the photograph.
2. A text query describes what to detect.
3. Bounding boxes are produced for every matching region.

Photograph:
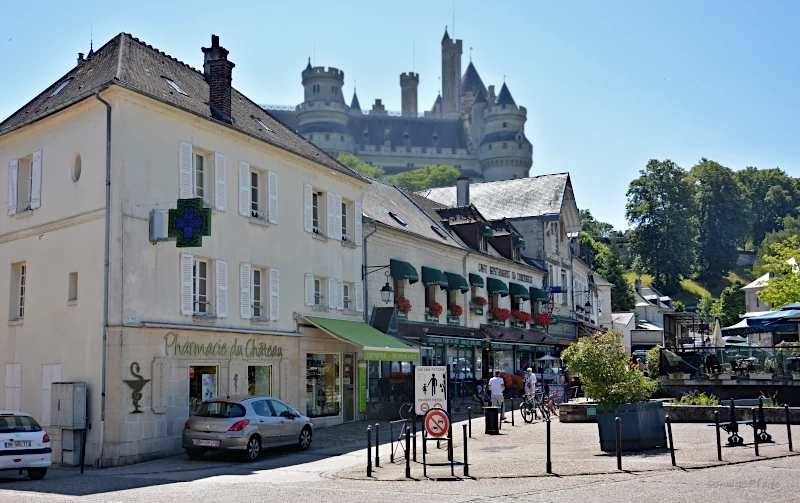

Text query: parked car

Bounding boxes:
[182,397,312,461]
[0,411,52,480]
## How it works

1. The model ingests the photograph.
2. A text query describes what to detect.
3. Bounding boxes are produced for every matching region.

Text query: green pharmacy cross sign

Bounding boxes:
[168,199,211,248]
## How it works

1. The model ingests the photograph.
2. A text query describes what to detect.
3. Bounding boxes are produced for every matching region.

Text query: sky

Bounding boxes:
[1,0,798,229]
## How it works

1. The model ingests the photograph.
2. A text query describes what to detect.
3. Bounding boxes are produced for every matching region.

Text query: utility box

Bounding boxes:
[51,382,87,430]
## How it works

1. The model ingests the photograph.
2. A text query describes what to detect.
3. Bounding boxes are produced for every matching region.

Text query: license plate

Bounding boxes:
[196,439,219,447]
[4,441,31,448]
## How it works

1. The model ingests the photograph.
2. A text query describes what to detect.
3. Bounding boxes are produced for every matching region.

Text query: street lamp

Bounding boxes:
[362,265,395,305]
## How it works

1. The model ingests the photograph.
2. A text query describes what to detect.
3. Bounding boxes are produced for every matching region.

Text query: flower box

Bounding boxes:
[710,373,731,380]
[425,315,439,323]
[447,316,460,326]
[396,312,408,320]
[491,320,505,327]
[749,373,773,380]
[512,321,526,329]
[793,373,800,381]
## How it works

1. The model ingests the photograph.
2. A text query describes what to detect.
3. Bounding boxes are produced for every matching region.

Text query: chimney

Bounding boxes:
[371,99,387,115]
[400,72,419,116]
[201,35,235,122]
[77,53,85,65]
[456,176,470,207]
[487,85,496,103]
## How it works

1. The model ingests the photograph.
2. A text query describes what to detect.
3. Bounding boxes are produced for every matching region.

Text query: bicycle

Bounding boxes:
[520,393,538,423]
[533,389,559,419]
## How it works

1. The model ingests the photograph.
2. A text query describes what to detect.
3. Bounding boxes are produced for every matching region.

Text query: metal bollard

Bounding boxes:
[786,404,793,452]
[468,407,472,438]
[546,417,552,474]
[412,417,417,461]
[666,414,675,466]
[615,417,622,470]
[375,423,380,468]
[511,398,515,426]
[422,430,427,478]
[448,423,453,462]
[463,424,469,477]
[367,426,372,477]
[752,408,759,456]
[714,410,722,461]
[405,426,411,478]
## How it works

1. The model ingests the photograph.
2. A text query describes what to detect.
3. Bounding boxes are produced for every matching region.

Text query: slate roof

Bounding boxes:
[473,90,487,105]
[349,115,467,151]
[496,83,516,106]
[0,33,363,181]
[460,62,487,98]
[350,91,361,112]
[612,312,635,326]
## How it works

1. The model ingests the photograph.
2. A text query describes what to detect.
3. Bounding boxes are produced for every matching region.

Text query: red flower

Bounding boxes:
[533,313,552,327]
[448,304,463,317]
[490,308,512,322]
[395,296,412,314]
[427,301,443,318]
[473,296,488,307]
[512,310,532,324]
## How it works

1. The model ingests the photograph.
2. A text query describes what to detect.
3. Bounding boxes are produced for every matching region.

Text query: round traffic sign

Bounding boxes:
[433,403,443,409]
[425,410,449,438]
[420,403,430,413]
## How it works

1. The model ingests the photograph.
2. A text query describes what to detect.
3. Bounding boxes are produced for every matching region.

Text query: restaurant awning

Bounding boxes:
[486,277,509,297]
[513,237,526,249]
[390,259,419,284]
[509,282,530,300]
[421,266,449,289]
[469,273,484,288]
[444,272,470,292]
[479,224,494,237]
[529,287,549,302]
[304,316,420,361]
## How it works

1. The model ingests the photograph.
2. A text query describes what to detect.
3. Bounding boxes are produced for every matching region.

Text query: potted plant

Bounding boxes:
[426,301,443,322]
[709,371,731,381]
[562,331,665,452]
[489,308,511,326]
[511,310,532,328]
[793,371,800,381]
[472,296,487,315]
[395,296,412,320]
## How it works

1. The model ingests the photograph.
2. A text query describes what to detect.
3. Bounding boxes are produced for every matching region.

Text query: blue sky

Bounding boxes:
[1,1,798,229]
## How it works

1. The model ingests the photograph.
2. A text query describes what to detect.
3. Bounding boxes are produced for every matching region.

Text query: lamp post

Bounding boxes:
[362,265,395,307]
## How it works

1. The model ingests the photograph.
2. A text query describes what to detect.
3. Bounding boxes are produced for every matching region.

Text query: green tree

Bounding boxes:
[758,235,800,308]
[709,280,746,326]
[386,164,461,192]
[580,209,614,239]
[337,153,386,179]
[755,215,800,275]
[595,236,636,311]
[673,300,685,312]
[626,159,697,289]
[734,167,799,246]
[689,159,749,280]
[697,294,714,320]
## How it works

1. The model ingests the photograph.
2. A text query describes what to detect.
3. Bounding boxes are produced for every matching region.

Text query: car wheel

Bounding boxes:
[298,427,312,450]
[27,468,47,480]
[244,435,261,461]
[186,448,205,460]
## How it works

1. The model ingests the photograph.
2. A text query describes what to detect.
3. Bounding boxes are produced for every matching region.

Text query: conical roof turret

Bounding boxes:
[496,83,516,106]
[350,90,361,112]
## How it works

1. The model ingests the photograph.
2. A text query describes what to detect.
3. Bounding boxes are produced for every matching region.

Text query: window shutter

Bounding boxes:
[29,150,42,209]
[355,282,364,313]
[179,141,193,199]
[216,259,228,318]
[354,201,363,246]
[238,161,250,217]
[328,277,337,309]
[338,279,345,310]
[269,267,280,321]
[214,152,226,211]
[327,192,337,238]
[267,170,278,224]
[334,194,343,240]
[180,253,194,315]
[303,183,313,232]
[7,159,18,216]
[239,263,251,319]
[305,273,315,306]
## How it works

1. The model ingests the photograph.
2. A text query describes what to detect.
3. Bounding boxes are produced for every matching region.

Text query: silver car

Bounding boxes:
[182,397,313,461]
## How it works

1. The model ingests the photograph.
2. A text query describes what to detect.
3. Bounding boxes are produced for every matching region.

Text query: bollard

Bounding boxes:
[546,417,552,474]
[375,423,380,468]
[615,417,622,471]
[367,426,372,477]
[412,417,417,462]
[714,410,722,461]
[752,408,759,456]
[666,414,675,466]
[448,423,453,462]
[511,398,515,426]
[786,404,793,452]
[468,407,472,438]
[422,430,427,478]
[463,424,469,477]
[405,426,411,478]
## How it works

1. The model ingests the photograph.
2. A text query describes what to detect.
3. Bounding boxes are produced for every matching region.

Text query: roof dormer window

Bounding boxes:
[251,115,272,132]
[386,210,407,226]
[162,77,187,96]
[50,78,72,97]
[431,226,448,240]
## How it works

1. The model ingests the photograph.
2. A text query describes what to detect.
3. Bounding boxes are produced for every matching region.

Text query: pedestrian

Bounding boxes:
[524,367,537,400]
[488,371,506,420]
[637,357,647,375]
[472,384,490,407]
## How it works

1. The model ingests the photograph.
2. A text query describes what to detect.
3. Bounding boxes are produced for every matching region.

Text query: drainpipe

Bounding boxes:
[362,220,378,322]
[95,90,111,467]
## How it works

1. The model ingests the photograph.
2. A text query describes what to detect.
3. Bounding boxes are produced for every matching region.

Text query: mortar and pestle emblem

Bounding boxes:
[124,362,150,413]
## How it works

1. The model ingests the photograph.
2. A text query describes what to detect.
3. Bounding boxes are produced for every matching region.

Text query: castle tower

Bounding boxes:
[296,59,354,156]
[477,83,532,181]
[470,90,487,148]
[400,72,419,116]
[441,28,462,116]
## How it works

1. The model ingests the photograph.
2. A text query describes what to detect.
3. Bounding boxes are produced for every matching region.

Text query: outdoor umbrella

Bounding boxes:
[537,355,560,361]
[723,335,747,344]
[712,320,725,348]
[746,307,800,331]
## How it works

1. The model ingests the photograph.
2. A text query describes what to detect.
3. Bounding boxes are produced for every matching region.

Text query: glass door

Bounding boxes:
[343,354,355,422]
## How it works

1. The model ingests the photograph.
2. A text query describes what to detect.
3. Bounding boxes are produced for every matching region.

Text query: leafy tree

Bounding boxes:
[697,294,714,320]
[756,215,800,275]
[758,236,800,308]
[580,209,614,239]
[626,159,697,289]
[689,159,749,280]
[673,300,685,312]
[734,167,799,246]
[386,164,461,192]
[337,153,386,179]
[710,280,746,326]
[595,236,636,311]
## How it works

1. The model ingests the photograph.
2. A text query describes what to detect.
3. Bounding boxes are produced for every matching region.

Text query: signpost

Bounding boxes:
[415,366,448,415]
[425,410,450,438]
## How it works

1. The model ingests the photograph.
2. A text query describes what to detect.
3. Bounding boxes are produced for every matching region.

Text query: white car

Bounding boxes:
[0,411,52,480]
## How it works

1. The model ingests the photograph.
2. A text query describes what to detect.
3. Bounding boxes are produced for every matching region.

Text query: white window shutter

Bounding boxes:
[267,170,278,224]
[327,192,337,238]
[269,267,280,321]
[354,201,363,246]
[216,259,228,318]
[214,152,226,211]
[238,161,250,217]
[337,279,344,310]
[179,141,193,199]
[8,159,18,216]
[30,150,42,209]
[303,183,313,233]
[180,253,194,315]
[239,263,251,319]
[334,194,343,240]
[304,273,314,306]
[328,277,337,309]
[355,282,364,313]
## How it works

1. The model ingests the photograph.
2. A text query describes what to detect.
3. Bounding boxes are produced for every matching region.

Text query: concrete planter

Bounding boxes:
[670,373,691,380]
[709,373,732,381]
[561,402,800,423]
[597,401,666,452]
[749,373,773,380]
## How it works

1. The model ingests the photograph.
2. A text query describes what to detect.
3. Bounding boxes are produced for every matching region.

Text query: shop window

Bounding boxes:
[189,365,219,414]
[490,350,513,375]
[247,365,272,396]
[447,289,458,311]
[488,293,498,313]
[368,360,413,403]
[393,280,405,299]
[421,347,445,367]
[306,353,341,417]
[513,298,524,312]
[425,286,436,311]
[447,347,475,379]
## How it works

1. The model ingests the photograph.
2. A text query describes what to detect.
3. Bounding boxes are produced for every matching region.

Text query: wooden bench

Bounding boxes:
[708,398,772,446]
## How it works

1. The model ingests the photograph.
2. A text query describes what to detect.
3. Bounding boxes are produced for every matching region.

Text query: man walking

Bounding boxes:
[524,367,538,398]
[488,371,506,420]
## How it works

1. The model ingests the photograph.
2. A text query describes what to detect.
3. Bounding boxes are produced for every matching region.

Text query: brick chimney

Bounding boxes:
[202,35,235,122]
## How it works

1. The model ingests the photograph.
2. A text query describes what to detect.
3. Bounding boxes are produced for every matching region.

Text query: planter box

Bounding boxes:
[447,316,460,326]
[749,373,773,380]
[512,321,526,329]
[597,401,666,452]
[396,312,408,320]
[473,307,484,316]
[710,373,731,381]
[425,315,439,323]
[491,320,506,327]
[670,374,691,380]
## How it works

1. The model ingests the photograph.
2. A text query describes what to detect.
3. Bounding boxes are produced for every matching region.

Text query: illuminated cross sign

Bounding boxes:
[168,198,211,248]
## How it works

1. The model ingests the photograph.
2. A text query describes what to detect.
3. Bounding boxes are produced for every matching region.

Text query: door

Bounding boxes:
[343,353,355,422]
[268,399,300,444]
[251,399,282,446]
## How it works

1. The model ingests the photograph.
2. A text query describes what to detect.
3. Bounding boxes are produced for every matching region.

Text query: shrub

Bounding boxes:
[670,391,720,406]
[509,374,524,392]
[646,346,662,376]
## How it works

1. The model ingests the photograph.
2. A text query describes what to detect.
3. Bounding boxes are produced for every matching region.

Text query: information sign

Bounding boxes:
[415,365,447,414]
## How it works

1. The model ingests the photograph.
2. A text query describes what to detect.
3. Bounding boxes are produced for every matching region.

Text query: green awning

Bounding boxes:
[304,316,419,361]
[444,272,469,292]
[509,282,530,300]
[529,287,549,302]
[469,273,484,288]
[421,266,449,289]
[513,237,526,249]
[479,224,494,237]
[486,277,509,297]
[390,259,419,284]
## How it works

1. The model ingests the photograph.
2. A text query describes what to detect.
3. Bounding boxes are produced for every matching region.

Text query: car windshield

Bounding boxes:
[0,415,43,433]
[194,402,246,418]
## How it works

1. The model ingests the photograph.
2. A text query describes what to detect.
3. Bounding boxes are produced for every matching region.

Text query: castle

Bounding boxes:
[263,29,533,182]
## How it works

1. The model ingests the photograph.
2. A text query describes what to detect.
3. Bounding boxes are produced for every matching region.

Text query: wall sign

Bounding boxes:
[426,335,485,347]
[363,350,420,362]
[477,263,536,284]
[168,198,211,248]
[151,358,168,414]
[164,332,283,359]
[123,362,150,414]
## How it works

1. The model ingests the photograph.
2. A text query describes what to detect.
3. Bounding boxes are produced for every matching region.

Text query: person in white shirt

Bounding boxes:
[488,371,506,420]
[524,367,538,399]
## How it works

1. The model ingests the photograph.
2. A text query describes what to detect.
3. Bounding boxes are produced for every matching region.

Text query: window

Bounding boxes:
[269,398,295,418]
[513,298,524,312]
[314,277,323,306]
[488,294,498,313]
[393,280,405,299]
[502,122,507,128]
[447,289,458,311]
[488,144,492,151]
[479,236,488,252]
[189,365,218,414]
[325,134,330,141]
[193,258,210,314]
[387,211,407,226]
[513,247,521,261]
[9,262,26,321]
[162,77,187,95]
[248,365,272,396]
[312,192,321,232]
[68,272,78,303]
[432,225,448,240]
[50,78,72,97]
[15,157,32,213]
[193,152,206,200]
[406,163,415,169]
[561,270,568,305]
[425,286,435,311]
[306,353,341,417]
[343,283,352,310]
[503,143,508,149]
[252,268,265,318]
[249,170,268,220]
[251,115,272,132]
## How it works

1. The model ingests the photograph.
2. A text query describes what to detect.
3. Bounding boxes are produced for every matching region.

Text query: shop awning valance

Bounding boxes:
[426,335,485,347]
[509,282,530,300]
[513,237,526,249]
[421,266,449,289]
[390,259,419,284]
[444,272,470,292]
[469,273,484,288]
[529,287,549,302]
[479,224,494,237]
[304,316,419,361]
[486,277,509,297]
[491,342,514,351]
